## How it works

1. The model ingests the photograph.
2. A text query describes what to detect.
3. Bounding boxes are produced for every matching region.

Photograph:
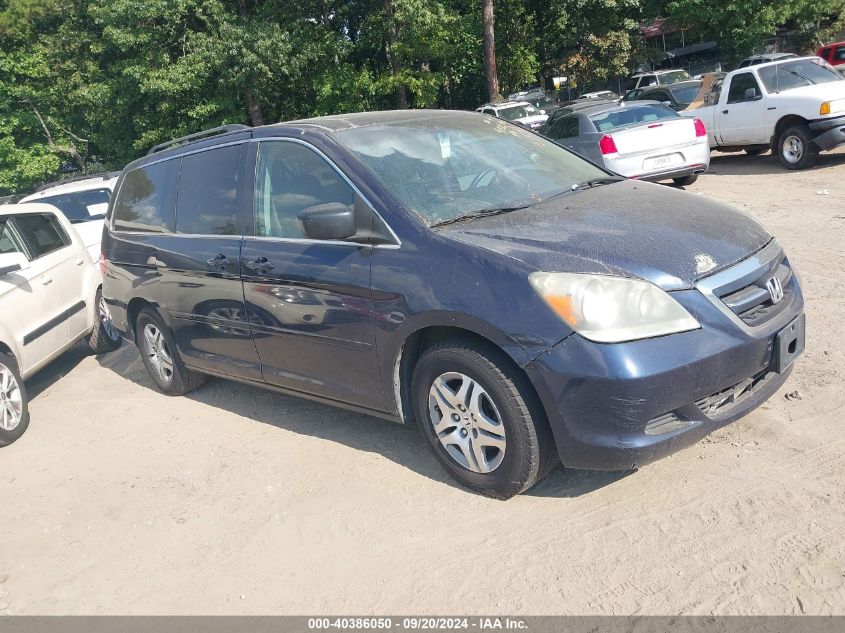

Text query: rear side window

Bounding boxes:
[835,46,845,62]
[175,145,246,235]
[14,213,69,258]
[820,47,832,60]
[550,116,580,139]
[113,161,178,233]
[37,188,111,222]
[672,85,701,104]
[589,105,677,131]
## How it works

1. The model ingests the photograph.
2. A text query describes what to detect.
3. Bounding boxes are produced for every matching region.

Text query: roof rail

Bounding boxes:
[147,124,252,155]
[35,170,122,193]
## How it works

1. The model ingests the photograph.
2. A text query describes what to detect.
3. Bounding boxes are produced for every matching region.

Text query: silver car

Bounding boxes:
[542,101,711,186]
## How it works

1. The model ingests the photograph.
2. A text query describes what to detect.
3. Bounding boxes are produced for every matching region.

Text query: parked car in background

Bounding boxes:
[524,94,559,116]
[0,203,122,446]
[543,101,710,185]
[476,101,548,130]
[624,80,703,111]
[738,52,797,68]
[20,172,119,262]
[578,90,620,101]
[102,112,803,498]
[537,98,618,134]
[628,69,693,90]
[817,42,845,69]
[683,56,845,168]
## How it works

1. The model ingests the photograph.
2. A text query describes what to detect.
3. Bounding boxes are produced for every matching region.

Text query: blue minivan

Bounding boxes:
[101,111,804,498]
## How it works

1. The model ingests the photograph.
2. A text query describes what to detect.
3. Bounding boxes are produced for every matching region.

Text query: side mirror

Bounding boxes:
[299,203,356,241]
[0,252,29,277]
[744,88,760,101]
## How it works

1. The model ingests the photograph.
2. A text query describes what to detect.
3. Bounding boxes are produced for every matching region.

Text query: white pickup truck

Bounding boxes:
[684,56,845,169]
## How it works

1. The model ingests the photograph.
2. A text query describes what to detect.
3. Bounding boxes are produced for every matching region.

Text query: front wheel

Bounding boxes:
[136,307,206,396]
[778,125,818,170]
[0,353,29,447]
[411,339,556,499]
[673,174,698,186]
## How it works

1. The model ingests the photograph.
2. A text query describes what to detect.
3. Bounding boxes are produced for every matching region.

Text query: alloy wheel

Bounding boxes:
[99,296,120,342]
[782,135,804,164]
[428,372,506,473]
[0,363,23,431]
[142,324,174,384]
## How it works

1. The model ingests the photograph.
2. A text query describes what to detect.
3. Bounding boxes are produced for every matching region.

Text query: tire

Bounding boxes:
[778,124,819,170]
[745,147,768,156]
[411,339,557,499]
[673,174,698,186]
[0,352,29,447]
[135,307,206,395]
[86,288,123,354]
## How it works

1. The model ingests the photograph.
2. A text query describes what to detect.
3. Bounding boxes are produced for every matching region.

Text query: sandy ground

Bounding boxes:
[1,148,844,616]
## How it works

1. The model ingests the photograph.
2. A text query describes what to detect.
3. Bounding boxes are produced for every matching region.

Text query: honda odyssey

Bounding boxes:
[101,111,804,498]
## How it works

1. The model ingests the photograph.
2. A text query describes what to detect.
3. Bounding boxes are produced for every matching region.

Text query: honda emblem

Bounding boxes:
[766,276,784,304]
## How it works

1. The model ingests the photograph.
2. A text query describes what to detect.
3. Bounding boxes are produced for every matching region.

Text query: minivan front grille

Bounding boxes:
[717,259,793,326]
[696,240,792,330]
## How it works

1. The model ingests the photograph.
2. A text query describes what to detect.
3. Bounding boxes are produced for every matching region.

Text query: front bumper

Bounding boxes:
[524,264,804,471]
[809,115,845,151]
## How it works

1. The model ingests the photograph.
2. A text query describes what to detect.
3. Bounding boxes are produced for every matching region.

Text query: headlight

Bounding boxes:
[820,99,845,115]
[529,272,700,343]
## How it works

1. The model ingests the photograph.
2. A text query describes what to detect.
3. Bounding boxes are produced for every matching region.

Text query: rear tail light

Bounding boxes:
[694,118,707,137]
[599,135,618,155]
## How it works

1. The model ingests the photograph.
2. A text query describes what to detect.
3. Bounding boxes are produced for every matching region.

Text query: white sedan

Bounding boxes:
[542,101,711,186]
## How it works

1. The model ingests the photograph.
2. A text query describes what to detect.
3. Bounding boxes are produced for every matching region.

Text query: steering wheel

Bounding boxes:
[468,168,498,191]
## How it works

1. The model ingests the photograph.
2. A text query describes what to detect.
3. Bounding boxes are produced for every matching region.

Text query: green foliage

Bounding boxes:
[1,0,842,194]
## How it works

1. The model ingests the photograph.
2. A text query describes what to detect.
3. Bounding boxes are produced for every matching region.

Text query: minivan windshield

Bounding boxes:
[334,114,608,225]
[757,58,844,93]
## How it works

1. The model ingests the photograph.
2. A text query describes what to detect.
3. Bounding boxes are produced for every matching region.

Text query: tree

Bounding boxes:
[480,0,499,101]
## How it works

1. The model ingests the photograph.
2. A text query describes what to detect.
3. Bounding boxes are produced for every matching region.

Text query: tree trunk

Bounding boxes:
[384,0,407,109]
[244,86,264,126]
[481,0,499,102]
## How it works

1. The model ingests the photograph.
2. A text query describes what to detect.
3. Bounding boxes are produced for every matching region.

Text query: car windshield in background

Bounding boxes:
[334,114,607,225]
[589,104,678,131]
[758,58,844,93]
[672,84,702,103]
[36,188,111,222]
[498,105,540,121]
[662,70,692,84]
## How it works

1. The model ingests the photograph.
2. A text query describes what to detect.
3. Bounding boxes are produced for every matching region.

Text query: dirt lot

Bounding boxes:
[1,148,844,615]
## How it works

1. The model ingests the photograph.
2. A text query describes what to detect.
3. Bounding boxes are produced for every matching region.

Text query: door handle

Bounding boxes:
[244,256,274,275]
[722,110,729,114]
[75,257,85,266]
[42,277,53,286]
[206,254,232,270]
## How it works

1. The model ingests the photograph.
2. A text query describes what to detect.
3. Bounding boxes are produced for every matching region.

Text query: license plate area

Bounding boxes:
[643,153,683,171]
[773,313,805,373]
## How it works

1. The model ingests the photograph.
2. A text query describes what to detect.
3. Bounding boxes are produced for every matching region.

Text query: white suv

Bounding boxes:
[20,172,119,263]
[0,203,122,446]
[476,101,549,129]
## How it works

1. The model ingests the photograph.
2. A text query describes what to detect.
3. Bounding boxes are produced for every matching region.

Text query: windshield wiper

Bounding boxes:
[431,204,533,228]
[570,176,625,191]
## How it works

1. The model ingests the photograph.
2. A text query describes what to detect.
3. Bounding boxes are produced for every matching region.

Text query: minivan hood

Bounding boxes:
[440,180,772,290]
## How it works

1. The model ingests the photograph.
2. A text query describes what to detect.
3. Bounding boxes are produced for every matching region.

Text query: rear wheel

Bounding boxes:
[412,339,556,499]
[0,353,29,447]
[778,124,818,170]
[672,174,698,186]
[136,307,206,395]
[87,289,122,354]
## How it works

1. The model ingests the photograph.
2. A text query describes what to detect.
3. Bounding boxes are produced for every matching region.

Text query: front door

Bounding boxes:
[716,72,768,144]
[241,139,386,411]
